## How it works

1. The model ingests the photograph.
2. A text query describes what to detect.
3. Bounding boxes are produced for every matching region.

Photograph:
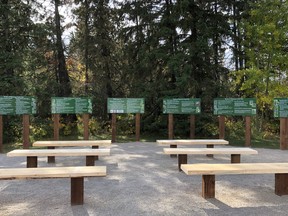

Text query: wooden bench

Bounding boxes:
[157,139,229,148]
[157,139,229,158]
[7,149,110,167]
[164,147,258,171]
[0,166,106,205]
[33,140,111,162]
[181,163,288,199]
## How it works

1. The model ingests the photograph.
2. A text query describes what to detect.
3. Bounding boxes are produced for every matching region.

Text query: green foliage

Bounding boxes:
[30,117,53,142]
[2,0,288,144]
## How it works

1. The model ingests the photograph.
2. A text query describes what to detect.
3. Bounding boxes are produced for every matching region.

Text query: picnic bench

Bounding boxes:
[0,166,106,205]
[7,149,110,167]
[33,140,111,162]
[181,163,288,199]
[163,147,258,171]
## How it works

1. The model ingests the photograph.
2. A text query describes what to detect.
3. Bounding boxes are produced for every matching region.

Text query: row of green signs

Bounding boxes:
[1,96,288,117]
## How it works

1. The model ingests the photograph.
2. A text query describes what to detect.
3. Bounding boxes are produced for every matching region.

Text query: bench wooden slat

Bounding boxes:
[163,147,258,155]
[157,139,229,145]
[33,140,111,147]
[181,163,288,175]
[0,166,106,179]
[7,149,110,157]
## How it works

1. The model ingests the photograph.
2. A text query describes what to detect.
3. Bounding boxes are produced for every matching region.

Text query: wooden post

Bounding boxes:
[190,115,195,139]
[168,114,174,140]
[219,115,225,139]
[135,113,140,141]
[23,114,30,149]
[280,118,288,150]
[71,177,84,205]
[111,113,116,143]
[27,156,38,168]
[231,154,241,163]
[49,114,60,163]
[178,154,187,171]
[0,115,2,153]
[53,114,60,141]
[245,116,251,147]
[275,173,288,196]
[83,113,89,140]
[168,114,176,157]
[202,175,215,198]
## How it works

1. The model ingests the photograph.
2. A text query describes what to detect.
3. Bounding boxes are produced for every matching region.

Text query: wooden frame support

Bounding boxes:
[219,116,225,139]
[111,113,116,143]
[83,113,89,140]
[178,154,187,171]
[275,173,288,196]
[86,156,95,166]
[27,156,37,168]
[23,114,30,149]
[231,154,241,163]
[190,115,195,139]
[71,177,84,205]
[280,118,288,150]
[202,175,215,198]
[206,144,214,158]
[92,146,99,160]
[245,116,251,147]
[168,114,177,157]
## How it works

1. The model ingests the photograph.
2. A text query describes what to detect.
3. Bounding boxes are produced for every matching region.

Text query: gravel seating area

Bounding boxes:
[1,142,288,216]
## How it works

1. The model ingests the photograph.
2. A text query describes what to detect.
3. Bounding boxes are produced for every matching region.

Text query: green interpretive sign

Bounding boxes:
[51,97,92,114]
[0,96,36,115]
[163,98,201,114]
[214,98,256,116]
[107,98,145,113]
[273,98,288,118]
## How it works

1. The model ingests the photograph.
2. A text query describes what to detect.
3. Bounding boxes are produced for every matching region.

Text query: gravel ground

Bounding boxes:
[1,142,288,216]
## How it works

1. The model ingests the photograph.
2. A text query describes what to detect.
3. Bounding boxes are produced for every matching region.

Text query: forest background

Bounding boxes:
[1,0,287,148]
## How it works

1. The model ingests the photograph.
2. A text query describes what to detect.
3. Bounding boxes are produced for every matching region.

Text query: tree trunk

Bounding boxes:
[54,0,72,97]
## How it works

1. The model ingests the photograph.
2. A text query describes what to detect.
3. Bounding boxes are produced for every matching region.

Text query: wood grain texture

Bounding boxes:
[181,163,288,175]
[0,166,106,179]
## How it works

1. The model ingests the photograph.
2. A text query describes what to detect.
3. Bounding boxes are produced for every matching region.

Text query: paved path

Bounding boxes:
[1,142,288,215]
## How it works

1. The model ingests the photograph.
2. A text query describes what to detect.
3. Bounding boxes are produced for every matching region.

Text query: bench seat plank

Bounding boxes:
[7,149,110,157]
[0,166,106,179]
[163,147,257,155]
[157,139,229,145]
[33,140,111,147]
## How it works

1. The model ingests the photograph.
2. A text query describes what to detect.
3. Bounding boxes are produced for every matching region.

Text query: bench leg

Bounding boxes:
[92,146,99,160]
[178,154,187,171]
[27,156,37,168]
[202,175,215,198]
[170,145,177,158]
[206,145,214,158]
[275,173,288,196]
[86,156,95,166]
[47,147,55,163]
[71,177,84,205]
[231,154,241,163]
